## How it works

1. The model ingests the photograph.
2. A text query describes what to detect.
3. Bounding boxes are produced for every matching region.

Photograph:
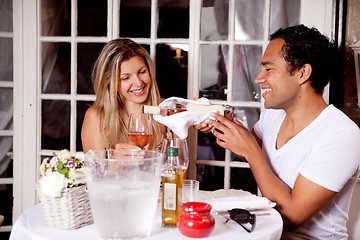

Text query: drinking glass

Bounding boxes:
[160,138,189,173]
[128,113,153,149]
[84,149,163,240]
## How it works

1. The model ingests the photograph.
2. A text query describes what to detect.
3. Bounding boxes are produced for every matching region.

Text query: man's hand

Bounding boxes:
[205,112,261,160]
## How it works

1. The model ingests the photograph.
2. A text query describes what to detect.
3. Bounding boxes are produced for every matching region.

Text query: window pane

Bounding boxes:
[0,38,13,81]
[0,184,13,226]
[41,100,70,150]
[235,0,265,40]
[0,136,12,178]
[230,168,257,195]
[157,0,189,38]
[0,88,13,130]
[77,43,104,94]
[197,165,224,191]
[78,0,107,36]
[41,42,71,94]
[120,0,151,38]
[76,101,93,152]
[199,44,227,100]
[232,45,262,102]
[200,0,228,41]
[40,0,71,36]
[270,0,301,35]
[197,129,225,161]
[0,0,12,32]
[233,107,260,132]
[156,43,188,99]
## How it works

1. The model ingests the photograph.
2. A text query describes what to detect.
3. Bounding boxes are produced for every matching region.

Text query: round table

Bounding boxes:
[10,203,283,240]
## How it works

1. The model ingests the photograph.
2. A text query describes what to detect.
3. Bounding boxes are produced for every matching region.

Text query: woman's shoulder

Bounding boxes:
[85,106,100,118]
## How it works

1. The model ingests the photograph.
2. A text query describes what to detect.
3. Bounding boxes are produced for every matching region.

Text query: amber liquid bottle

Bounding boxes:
[162,146,183,227]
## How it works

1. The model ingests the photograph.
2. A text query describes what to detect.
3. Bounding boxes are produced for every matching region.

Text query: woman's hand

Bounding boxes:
[115,142,141,150]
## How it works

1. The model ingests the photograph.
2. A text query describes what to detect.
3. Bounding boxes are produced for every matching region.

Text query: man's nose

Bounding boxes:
[254,71,265,84]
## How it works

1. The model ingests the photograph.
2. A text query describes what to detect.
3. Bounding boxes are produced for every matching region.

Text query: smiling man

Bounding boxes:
[196,25,360,239]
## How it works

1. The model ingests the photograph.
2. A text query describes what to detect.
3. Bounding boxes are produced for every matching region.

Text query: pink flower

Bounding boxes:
[45,168,53,176]
[49,157,58,168]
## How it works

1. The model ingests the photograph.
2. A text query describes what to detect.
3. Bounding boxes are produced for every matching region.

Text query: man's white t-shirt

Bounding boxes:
[254,105,360,239]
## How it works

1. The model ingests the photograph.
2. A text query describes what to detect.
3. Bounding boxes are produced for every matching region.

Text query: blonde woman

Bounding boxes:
[81,38,166,152]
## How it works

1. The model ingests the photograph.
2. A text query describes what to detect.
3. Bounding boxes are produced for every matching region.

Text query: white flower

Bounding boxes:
[39,172,68,197]
[57,149,73,161]
[75,152,85,162]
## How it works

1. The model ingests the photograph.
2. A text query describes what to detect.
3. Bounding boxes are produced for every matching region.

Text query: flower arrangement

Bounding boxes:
[38,149,86,198]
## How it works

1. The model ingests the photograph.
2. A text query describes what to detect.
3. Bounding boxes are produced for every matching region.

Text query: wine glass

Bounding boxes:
[128,113,153,149]
[161,138,189,173]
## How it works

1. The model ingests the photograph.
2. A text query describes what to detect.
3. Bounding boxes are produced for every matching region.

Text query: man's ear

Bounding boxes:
[298,64,312,85]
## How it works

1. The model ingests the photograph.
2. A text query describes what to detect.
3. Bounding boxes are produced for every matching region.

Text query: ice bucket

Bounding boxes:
[84,149,163,239]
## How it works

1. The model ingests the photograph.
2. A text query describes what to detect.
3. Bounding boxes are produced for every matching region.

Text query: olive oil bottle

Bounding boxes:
[162,146,183,227]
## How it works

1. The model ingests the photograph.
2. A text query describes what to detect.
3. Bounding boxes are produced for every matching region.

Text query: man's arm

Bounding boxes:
[206,113,336,229]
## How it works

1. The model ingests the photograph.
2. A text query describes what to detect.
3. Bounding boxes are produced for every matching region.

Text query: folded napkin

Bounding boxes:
[201,189,276,211]
[153,97,216,139]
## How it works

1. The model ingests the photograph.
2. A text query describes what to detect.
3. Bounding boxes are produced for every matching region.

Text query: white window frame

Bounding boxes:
[11,0,334,223]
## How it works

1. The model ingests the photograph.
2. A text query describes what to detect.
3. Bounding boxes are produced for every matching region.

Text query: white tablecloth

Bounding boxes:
[10,191,283,240]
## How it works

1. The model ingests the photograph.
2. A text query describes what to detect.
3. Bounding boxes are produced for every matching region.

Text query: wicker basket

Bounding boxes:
[37,185,93,229]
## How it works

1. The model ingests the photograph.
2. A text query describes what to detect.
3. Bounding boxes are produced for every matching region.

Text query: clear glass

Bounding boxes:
[160,138,189,173]
[78,0,107,36]
[127,113,153,149]
[156,43,188,99]
[157,0,189,38]
[199,44,228,100]
[234,0,265,40]
[41,100,70,150]
[40,0,71,36]
[182,179,199,203]
[270,0,301,35]
[120,0,151,38]
[0,88,13,130]
[76,101,94,152]
[77,43,105,94]
[232,45,262,102]
[84,149,163,240]
[0,38,13,81]
[41,42,70,94]
[200,0,228,41]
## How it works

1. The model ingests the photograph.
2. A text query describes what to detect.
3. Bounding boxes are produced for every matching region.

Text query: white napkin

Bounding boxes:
[200,189,276,211]
[153,97,216,139]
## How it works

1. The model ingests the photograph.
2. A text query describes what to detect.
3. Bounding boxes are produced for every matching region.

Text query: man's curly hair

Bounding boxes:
[270,24,337,94]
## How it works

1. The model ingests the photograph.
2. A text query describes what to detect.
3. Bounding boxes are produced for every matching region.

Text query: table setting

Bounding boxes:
[10,98,283,239]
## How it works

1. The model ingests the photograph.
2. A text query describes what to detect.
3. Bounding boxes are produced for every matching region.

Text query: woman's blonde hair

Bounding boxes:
[92,38,165,149]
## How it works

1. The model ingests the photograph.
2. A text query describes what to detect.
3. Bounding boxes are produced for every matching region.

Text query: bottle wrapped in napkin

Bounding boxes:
[146,97,226,139]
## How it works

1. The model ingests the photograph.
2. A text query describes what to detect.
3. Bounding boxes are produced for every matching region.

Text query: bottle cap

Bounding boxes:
[142,105,160,114]
[167,147,179,156]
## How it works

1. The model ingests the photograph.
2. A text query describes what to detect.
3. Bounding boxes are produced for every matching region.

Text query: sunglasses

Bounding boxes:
[227,208,256,233]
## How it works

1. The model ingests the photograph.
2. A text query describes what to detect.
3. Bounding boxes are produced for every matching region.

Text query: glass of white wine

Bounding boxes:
[127,113,153,149]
